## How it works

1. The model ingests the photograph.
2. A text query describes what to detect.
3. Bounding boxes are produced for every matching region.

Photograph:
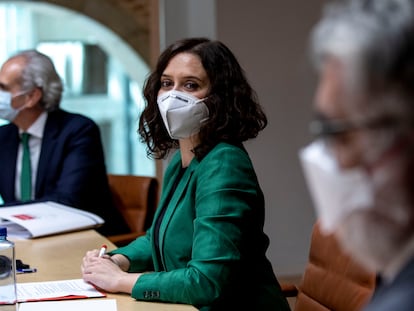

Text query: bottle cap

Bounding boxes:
[0,227,7,237]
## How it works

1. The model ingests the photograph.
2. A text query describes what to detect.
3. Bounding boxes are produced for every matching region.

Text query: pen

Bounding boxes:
[98,244,107,257]
[17,268,37,274]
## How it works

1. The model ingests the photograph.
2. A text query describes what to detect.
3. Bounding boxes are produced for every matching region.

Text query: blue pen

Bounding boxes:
[17,268,37,274]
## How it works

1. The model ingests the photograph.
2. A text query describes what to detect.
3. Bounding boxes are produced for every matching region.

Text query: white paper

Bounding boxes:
[17,279,105,302]
[0,201,104,239]
[18,299,117,311]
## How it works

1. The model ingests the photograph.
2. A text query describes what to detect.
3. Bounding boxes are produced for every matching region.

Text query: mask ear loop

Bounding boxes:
[13,90,29,98]
[366,133,411,174]
[195,97,209,123]
[12,92,29,112]
[195,96,208,104]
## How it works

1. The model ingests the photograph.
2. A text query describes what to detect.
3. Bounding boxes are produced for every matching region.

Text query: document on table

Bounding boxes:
[18,299,117,311]
[0,201,104,239]
[17,279,106,302]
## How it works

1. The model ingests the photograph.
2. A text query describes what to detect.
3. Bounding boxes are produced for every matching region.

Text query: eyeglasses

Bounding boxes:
[309,115,407,140]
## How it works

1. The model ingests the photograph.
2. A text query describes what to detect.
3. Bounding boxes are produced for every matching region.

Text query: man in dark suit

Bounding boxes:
[0,49,127,236]
[300,0,414,310]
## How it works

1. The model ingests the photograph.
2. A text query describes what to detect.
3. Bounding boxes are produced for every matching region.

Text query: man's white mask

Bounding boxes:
[0,90,20,121]
[157,90,209,139]
[299,140,374,233]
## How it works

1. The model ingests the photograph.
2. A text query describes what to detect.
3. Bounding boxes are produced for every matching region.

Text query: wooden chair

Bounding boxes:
[106,174,159,246]
[282,222,376,311]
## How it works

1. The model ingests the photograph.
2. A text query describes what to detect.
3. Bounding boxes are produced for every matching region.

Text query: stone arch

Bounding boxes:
[43,0,156,65]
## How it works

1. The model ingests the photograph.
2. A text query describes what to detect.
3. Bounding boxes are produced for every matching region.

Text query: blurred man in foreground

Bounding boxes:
[300,0,414,310]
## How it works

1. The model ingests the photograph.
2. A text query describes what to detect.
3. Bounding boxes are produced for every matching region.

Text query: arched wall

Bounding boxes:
[42,0,158,66]
[37,0,163,179]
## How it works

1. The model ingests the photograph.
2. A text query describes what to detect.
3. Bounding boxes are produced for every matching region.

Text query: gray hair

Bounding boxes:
[11,50,63,111]
[311,0,414,119]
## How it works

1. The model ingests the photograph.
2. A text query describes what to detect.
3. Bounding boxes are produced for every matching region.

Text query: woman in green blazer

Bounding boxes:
[82,37,290,311]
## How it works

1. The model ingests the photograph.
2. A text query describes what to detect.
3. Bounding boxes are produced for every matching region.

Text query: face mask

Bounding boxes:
[0,90,25,121]
[157,90,209,139]
[299,140,374,234]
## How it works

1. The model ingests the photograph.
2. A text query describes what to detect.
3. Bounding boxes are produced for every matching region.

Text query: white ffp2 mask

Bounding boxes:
[157,90,209,139]
[299,140,374,234]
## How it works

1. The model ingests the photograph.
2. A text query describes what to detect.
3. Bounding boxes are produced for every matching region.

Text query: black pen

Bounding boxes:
[17,268,37,274]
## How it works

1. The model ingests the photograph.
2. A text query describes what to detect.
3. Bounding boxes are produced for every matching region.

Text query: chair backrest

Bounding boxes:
[294,222,376,311]
[107,174,158,236]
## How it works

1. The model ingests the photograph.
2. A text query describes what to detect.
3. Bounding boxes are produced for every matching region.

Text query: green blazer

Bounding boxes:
[111,143,289,310]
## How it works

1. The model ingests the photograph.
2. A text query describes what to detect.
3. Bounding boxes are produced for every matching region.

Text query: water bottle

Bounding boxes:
[0,227,17,308]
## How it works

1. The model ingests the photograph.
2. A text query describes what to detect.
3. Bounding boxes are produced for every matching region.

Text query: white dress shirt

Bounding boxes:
[15,112,48,200]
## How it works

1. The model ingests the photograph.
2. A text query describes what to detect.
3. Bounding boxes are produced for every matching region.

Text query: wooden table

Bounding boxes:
[12,230,197,311]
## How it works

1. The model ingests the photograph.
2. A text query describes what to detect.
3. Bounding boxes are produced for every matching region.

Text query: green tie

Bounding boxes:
[21,133,32,201]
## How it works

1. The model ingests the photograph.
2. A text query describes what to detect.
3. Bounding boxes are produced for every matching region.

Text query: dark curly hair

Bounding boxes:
[138,37,267,160]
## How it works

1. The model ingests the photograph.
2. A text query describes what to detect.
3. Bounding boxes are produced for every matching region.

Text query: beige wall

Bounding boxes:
[214,0,328,275]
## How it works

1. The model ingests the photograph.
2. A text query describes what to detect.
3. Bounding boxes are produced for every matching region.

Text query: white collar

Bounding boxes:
[19,111,48,138]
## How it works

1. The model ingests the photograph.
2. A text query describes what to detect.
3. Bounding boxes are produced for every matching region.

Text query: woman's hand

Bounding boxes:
[81,250,139,293]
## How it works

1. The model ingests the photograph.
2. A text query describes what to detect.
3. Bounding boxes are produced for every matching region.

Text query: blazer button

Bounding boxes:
[143,290,160,299]
[152,291,160,299]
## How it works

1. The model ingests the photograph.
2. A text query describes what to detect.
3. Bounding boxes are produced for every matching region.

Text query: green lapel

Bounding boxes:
[153,153,199,270]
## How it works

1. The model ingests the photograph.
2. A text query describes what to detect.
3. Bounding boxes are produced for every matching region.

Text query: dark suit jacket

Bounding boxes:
[111,143,290,310]
[364,256,414,311]
[0,109,128,236]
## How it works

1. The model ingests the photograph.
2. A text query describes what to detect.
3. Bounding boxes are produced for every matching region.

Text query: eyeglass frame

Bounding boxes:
[309,114,411,141]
